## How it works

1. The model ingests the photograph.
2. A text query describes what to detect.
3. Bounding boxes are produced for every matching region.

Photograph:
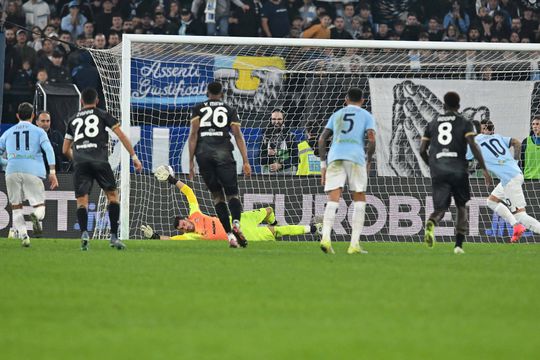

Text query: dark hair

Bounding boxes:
[37,110,50,117]
[17,102,34,121]
[481,119,495,132]
[472,120,481,134]
[173,216,184,234]
[81,88,98,104]
[443,91,460,109]
[347,87,363,102]
[207,81,223,95]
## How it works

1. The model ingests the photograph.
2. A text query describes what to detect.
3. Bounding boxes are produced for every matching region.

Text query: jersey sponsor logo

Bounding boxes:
[75,142,98,150]
[437,115,456,122]
[436,152,457,159]
[201,131,224,137]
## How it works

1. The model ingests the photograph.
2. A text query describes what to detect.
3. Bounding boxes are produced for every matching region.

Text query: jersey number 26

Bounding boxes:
[200,106,229,128]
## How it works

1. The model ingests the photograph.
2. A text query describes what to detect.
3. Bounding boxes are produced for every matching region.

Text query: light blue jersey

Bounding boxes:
[0,121,55,179]
[466,133,521,185]
[325,105,376,165]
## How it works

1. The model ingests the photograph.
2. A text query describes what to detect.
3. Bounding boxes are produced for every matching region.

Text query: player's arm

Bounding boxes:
[231,123,252,176]
[509,138,521,161]
[366,129,376,173]
[318,128,333,185]
[188,115,200,180]
[419,124,431,165]
[140,225,204,240]
[155,166,201,213]
[111,126,142,172]
[466,135,492,186]
[261,17,272,37]
[40,133,58,190]
[62,138,73,161]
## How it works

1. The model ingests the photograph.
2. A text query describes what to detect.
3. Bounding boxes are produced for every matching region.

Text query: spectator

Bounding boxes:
[295,128,320,175]
[68,35,88,69]
[34,38,54,71]
[290,16,304,31]
[28,26,44,52]
[191,0,249,36]
[83,21,95,39]
[61,1,88,39]
[499,0,518,18]
[442,23,459,41]
[168,1,181,26]
[285,0,300,23]
[36,68,48,85]
[468,26,482,42]
[108,31,121,47]
[122,18,135,34]
[49,14,62,30]
[330,16,353,39]
[302,13,331,38]
[152,12,178,34]
[427,17,443,41]
[486,0,511,26]
[93,33,107,49]
[358,3,374,32]
[95,0,114,35]
[521,117,540,180]
[374,23,390,40]
[510,17,527,40]
[259,109,298,174]
[178,9,206,35]
[491,10,510,39]
[140,13,155,33]
[401,12,422,41]
[12,60,34,91]
[44,25,57,37]
[47,50,72,84]
[509,30,520,43]
[35,111,66,172]
[443,1,470,34]
[393,20,405,39]
[72,51,101,102]
[521,7,538,40]
[481,15,493,41]
[299,0,317,25]
[342,3,356,34]
[57,31,74,58]
[110,13,124,34]
[14,30,37,68]
[261,0,290,37]
[229,0,263,37]
[5,1,26,29]
[22,0,50,30]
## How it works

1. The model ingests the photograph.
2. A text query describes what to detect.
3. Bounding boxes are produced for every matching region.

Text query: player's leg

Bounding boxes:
[452,174,471,254]
[485,181,524,242]
[321,161,346,254]
[425,176,452,247]
[94,162,124,249]
[506,175,540,237]
[263,207,277,225]
[22,173,46,238]
[218,157,247,248]
[6,173,30,247]
[347,161,368,254]
[73,163,93,250]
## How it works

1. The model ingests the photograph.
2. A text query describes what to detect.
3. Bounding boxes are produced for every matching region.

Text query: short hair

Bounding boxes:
[443,91,460,109]
[207,82,223,95]
[37,110,50,118]
[81,88,98,105]
[472,120,481,134]
[17,102,34,121]
[481,119,495,132]
[173,216,184,234]
[347,88,363,102]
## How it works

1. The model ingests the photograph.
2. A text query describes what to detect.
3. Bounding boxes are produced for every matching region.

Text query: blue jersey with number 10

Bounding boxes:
[325,105,376,165]
[467,133,522,185]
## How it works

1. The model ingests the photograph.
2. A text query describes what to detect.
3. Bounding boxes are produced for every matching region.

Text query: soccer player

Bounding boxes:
[140,166,320,241]
[318,87,376,255]
[419,92,492,254]
[63,88,142,251]
[188,82,251,248]
[468,120,540,242]
[0,102,59,246]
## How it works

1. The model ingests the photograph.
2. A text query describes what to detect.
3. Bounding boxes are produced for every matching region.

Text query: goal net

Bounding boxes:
[89,36,540,243]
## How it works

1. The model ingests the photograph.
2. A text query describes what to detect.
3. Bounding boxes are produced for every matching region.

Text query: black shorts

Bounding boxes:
[431,172,470,211]
[73,161,117,198]
[196,149,238,196]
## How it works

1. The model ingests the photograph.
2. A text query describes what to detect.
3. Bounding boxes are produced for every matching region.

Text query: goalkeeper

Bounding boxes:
[140,166,321,243]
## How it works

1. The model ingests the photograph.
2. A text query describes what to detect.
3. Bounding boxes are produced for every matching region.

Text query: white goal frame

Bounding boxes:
[118,34,540,240]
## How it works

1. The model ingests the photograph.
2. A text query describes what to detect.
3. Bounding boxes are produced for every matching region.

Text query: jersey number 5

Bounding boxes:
[73,115,100,142]
[341,113,354,134]
[200,106,228,128]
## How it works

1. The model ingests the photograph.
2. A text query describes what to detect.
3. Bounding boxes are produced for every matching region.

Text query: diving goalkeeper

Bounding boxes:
[140,166,321,244]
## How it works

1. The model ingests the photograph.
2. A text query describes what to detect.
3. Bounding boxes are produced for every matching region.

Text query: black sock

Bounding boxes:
[215,202,232,233]
[77,207,88,233]
[456,233,465,248]
[108,202,120,236]
[228,197,242,222]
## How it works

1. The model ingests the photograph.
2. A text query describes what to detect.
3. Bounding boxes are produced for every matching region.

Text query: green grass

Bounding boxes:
[1,239,539,360]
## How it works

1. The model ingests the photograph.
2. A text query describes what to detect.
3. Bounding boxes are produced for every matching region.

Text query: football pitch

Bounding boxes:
[1,239,539,360]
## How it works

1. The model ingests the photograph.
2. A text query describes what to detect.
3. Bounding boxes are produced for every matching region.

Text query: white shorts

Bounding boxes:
[491,174,526,212]
[6,173,45,206]
[324,160,367,192]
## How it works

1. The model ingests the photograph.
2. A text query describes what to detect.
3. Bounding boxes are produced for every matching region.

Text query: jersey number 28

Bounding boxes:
[73,115,100,142]
[200,106,228,128]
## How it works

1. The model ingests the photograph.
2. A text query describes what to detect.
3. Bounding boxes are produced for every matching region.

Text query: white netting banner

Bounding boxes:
[89,38,540,243]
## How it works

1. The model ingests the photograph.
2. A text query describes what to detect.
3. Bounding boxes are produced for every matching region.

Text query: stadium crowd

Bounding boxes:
[2,0,540,176]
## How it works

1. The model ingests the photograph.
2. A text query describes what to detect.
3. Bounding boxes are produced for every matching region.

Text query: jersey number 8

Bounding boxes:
[437,122,453,145]
[200,106,228,128]
[73,114,100,142]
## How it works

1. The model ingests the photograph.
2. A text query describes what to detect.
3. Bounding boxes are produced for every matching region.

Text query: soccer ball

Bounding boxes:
[154,165,174,181]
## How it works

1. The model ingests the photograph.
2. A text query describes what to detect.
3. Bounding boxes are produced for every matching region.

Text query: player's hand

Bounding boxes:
[140,225,157,239]
[242,4,250,12]
[48,173,58,190]
[243,162,252,177]
[269,162,282,172]
[267,148,276,156]
[133,158,143,173]
[320,168,326,186]
[189,162,195,180]
[482,169,493,187]
[155,165,174,182]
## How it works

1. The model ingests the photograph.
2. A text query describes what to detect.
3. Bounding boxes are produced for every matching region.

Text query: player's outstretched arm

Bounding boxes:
[466,135,493,186]
[112,127,142,172]
[318,128,332,186]
[154,165,200,212]
[140,225,170,240]
[231,123,251,176]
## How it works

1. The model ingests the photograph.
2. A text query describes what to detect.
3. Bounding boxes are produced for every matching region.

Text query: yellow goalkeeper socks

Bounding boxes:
[274,225,310,238]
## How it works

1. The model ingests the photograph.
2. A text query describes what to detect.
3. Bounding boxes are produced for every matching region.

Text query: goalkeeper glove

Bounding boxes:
[154,165,178,186]
[141,225,160,239]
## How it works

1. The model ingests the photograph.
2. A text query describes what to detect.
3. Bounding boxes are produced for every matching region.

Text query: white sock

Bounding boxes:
[12,209,27,237]
[322,201,339,242]
[487,199,517,226]
[515,212,540,234]
[351,201,366,247]
[34,205,45,221]
[304,225,311,233]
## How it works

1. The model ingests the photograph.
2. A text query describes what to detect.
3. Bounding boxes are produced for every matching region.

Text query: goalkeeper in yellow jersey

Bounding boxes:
[140,166,321,244]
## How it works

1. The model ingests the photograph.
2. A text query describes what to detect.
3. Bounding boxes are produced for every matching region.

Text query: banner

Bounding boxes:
[369,79,534,177]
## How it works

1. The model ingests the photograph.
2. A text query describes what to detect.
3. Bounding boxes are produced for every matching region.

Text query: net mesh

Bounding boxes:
[89,39,540,243]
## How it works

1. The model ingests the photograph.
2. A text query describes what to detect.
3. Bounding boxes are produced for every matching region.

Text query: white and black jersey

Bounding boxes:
[65,107,119,164]
[191,101,239,154]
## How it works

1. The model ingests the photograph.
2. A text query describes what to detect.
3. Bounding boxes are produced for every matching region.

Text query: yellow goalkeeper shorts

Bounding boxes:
[240,208,276,242]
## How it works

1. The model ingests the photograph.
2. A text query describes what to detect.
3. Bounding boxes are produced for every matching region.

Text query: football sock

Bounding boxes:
[228,197,242,222]
[12,209,27,237]
[274,225,310,238]
[76,207,88,233]
[514,212,540,234]
[322,201,339,242]
[108,202,120,236]
[215,202,232,233]
[351,201,366,247]
[487,199,517,226]
[34,205,45,221]
[455,233,465,248]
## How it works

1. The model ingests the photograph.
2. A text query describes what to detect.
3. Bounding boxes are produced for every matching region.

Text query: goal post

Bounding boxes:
[90,35,540,243]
